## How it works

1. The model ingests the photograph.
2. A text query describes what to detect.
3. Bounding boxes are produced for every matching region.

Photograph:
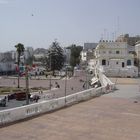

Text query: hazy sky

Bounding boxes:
[0,0,140,52]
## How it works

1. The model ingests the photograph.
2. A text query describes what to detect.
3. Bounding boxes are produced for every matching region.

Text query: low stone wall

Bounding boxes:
[0,85,111,126]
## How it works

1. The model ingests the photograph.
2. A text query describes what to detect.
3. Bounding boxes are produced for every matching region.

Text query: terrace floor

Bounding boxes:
[0,95,140,140]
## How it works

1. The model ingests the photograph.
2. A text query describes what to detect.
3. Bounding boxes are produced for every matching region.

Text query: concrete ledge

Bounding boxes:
[0,84,114,127]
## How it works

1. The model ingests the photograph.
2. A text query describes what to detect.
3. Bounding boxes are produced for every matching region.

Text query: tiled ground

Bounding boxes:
[0,96,140,140]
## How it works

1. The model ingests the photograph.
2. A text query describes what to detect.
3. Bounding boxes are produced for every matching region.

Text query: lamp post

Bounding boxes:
[64,66,67,104]
[49,51,52,90]
[138,50,140,77]
[86,61,89,89]
[25,65,29,105]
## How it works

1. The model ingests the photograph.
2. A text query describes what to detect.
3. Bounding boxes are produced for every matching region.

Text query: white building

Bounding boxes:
[81,43,97,62]
[81,49,87,62]
[135,41,140,59]
[63,48,71,65]
[94,41,138,77]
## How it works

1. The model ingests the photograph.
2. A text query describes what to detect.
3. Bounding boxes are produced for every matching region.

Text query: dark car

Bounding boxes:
[15,92,31,101]
[8,93,16,100]
[0,98,6,107]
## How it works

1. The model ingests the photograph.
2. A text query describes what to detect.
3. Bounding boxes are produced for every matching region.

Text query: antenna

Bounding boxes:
[101,33,103,41]
[117,16,120,36]
[104,28,107,40]
[112,32,115,41]
[114,31,117,41]
[107,31,109,41]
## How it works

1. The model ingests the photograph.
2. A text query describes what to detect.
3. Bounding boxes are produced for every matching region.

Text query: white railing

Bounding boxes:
[0,86,107,126]
[95,66,115,92]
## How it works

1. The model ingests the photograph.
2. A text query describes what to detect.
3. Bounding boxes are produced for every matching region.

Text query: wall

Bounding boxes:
[0,85,113,126]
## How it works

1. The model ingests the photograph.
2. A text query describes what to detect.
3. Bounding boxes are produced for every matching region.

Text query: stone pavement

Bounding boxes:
[110,77,139,85]
[0,96,140,140]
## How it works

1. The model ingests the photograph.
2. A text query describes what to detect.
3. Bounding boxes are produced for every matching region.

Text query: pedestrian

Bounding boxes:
[4,96,7,100]
[106,84,110,91]
[55,82,60,88]
[83,82,85,89]
[40,89,43,94]
[7,95,10,102]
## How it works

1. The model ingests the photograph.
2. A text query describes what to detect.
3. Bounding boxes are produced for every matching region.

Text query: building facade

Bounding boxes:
[95,41,138,77]
[135,41,140,74]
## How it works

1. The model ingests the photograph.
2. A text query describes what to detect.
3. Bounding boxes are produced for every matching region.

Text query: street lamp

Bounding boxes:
[86,61,89,89]
[25,65,29,105]
[64,66,67,104]
[49,51,52,90]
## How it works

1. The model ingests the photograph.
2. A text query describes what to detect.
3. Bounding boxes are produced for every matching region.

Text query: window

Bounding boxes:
[127,60,131,66]
[102,59,106,65]
[116,62,119,64]
[116,51,120,54]
[122,62,125,68]
[109,51,112,54]
[103,51,106,54]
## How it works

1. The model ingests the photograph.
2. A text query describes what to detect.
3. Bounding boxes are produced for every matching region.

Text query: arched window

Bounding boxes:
[127,60,131,66]
[102,59,106,65]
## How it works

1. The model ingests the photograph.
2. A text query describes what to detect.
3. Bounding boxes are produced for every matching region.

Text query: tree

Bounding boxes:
[68,44,83,68]
[46,41,64,75]
[15,43,25,88]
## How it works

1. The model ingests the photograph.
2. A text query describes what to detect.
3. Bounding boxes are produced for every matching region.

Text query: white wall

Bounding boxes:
[0,84,114,126]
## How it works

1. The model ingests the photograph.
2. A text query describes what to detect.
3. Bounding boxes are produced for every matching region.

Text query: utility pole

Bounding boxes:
[86,61,89,89]
[49,50,52,90]
[64,67,67,104]
[25,66,29,105]
[138,50,140,77]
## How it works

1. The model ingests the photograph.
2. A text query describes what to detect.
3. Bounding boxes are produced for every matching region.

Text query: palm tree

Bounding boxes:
[15,43,25,88]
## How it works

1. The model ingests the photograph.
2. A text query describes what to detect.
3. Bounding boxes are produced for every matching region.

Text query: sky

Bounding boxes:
[0,0,140,52]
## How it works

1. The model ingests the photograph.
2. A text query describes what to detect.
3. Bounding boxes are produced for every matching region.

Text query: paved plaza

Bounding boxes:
[0,70,90,110]
[0,96,140,140]
[0,76,140,140]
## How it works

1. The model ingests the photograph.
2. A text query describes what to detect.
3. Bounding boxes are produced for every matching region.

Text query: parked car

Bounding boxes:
[15,92,31,101]
[8,93,16,100]
[0,98,6,107]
